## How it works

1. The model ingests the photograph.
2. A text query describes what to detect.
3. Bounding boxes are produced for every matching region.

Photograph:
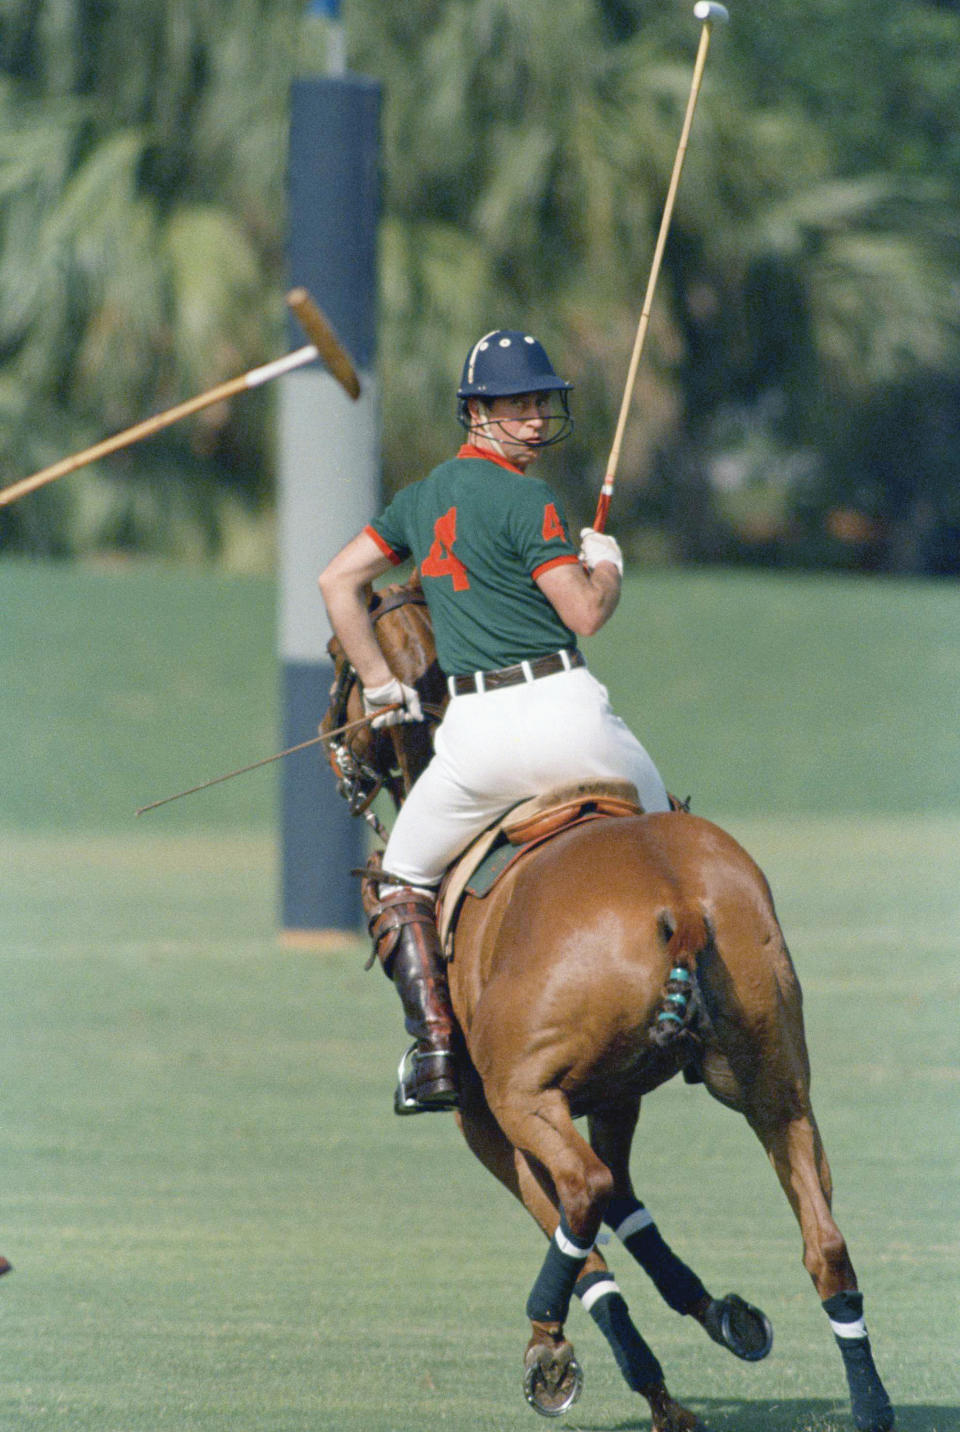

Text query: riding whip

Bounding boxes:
[134,705,398,817]
[593,1,729,533]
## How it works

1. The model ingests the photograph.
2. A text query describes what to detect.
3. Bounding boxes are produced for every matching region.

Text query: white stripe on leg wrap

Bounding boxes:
[829,1316,868,1339]
[580,1277,621,1313]
[614,1208,655,1241]
[554,1226,593,1259]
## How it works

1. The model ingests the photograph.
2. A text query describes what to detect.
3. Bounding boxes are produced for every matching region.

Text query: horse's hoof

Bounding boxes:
[704,1293,773,1361]
[523,1339,583,1418]
[644,1382,708,1432]
[854,1408,895,1432]
[653,1409,706,1432]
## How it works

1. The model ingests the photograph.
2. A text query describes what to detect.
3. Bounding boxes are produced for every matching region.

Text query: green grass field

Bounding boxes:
[1,559,958,1432]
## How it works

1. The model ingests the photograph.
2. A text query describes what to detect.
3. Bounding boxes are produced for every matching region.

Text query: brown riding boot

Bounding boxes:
[367,887,458,1113]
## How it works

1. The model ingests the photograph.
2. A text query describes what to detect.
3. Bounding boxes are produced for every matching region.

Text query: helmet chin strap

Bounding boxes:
[468,406,551,457]
[470,418,541,458]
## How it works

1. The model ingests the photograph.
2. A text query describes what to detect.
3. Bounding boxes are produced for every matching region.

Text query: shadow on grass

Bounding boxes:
[573,1401,960,1432]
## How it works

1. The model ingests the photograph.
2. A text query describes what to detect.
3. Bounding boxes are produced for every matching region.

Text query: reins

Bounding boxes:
[369,588,429,620]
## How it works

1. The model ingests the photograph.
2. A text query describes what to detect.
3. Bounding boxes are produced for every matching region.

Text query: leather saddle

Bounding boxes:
[436,779,644,955]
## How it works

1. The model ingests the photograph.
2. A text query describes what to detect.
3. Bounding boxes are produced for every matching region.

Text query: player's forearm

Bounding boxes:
[320,585,392,688]
[575,563,621,634]
[318,544,395,689]
[537,560,621,636]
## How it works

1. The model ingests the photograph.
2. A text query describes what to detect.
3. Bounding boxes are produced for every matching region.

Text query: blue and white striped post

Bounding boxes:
[278,4,381,940]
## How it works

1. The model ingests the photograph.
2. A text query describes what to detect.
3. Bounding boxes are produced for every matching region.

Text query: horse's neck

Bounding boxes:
[380,612,438,689]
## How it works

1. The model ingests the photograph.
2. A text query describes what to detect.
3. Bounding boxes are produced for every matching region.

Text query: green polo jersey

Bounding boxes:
[366,448,580,676]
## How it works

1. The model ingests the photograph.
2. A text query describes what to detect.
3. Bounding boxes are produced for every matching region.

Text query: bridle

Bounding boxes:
[324,585,445,825]
[325,655,382,817]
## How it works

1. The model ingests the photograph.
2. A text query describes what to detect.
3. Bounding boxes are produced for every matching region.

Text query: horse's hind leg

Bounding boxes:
[590,1102,773,1361]
[457,1076,674,1419]
[754,1108,893,1431]
[698,887,894,1430]
[484,1083,704,1431]
[722,993,893,1425]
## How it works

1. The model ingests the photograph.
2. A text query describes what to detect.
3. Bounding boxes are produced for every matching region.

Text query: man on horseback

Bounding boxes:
[318,330,671,1113]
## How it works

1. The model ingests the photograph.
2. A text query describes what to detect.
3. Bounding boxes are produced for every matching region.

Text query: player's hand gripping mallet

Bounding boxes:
[593,0,729,533]
[0,289,360,509]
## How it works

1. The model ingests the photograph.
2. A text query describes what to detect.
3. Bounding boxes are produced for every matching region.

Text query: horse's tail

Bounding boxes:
[650,907,712,1048]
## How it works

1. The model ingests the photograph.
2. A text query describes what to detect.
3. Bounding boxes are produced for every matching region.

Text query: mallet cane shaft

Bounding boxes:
[593,1,729,533]
[0,346,316,509]
[0,289,360,509]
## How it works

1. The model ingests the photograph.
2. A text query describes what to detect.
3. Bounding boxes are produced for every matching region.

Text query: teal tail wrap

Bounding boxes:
[653,965,693,1043]
[822,1290,894,1432]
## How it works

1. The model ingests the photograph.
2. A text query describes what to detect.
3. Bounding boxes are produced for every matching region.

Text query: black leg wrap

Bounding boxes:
[823,1291,894,1432]
[576,1270,663,1392]
[604,1195,709,1314]
[526,1213,592,1325]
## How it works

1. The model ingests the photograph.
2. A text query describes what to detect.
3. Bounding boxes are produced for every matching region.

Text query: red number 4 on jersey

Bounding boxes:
[422,506,471,591]
[542,503,567,542]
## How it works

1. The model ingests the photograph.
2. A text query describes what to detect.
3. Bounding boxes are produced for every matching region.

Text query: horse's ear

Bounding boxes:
[408,565,423,593]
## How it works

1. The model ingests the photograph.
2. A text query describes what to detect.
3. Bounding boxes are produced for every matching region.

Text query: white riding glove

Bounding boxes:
[363,676,424,729]
[579,527,624,575]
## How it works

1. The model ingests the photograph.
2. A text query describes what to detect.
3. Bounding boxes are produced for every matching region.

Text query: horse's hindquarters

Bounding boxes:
[452,812,799,1099]
[452,817,691,1104]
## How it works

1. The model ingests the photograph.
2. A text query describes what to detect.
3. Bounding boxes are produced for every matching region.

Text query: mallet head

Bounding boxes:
[693,1,729,22]
[286,288,361,401]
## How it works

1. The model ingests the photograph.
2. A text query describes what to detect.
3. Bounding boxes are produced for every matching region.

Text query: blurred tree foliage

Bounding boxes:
[0,0,293,560]
[0,0,958,571]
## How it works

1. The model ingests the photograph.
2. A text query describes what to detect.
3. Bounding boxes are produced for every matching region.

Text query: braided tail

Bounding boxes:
[650,908,710,1047]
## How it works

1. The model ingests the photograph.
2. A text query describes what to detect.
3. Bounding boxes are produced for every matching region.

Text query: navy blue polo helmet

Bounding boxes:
[457,330,574,445]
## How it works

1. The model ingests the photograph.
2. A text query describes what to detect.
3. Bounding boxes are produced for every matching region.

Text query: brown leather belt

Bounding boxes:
[447,648,585,697]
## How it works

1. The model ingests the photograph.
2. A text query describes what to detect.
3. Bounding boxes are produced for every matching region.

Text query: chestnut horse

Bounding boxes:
[321,573,893,1432]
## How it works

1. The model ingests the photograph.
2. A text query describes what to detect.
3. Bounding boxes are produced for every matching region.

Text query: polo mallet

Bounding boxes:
[0,288,360,509]
[593,0,729,533]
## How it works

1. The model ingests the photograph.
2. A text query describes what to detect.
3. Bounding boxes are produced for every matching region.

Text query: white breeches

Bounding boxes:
[382,665,670,891]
